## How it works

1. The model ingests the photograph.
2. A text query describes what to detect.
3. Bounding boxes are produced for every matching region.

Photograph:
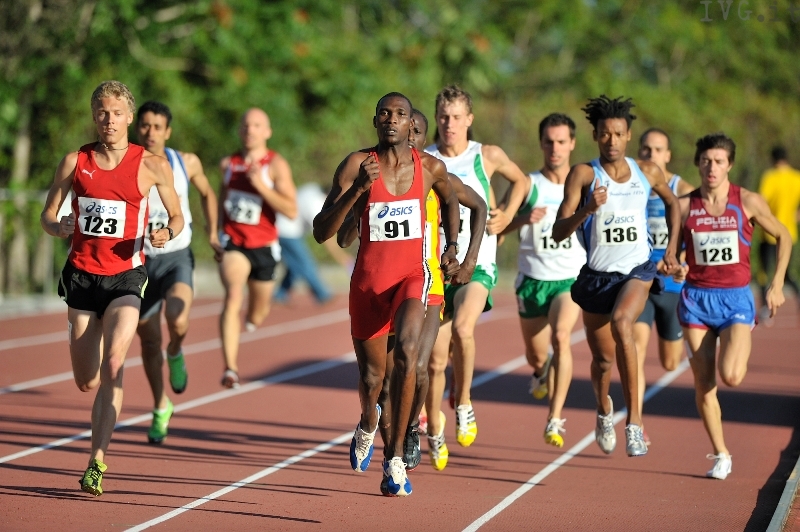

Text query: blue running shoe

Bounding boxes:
[350,404,380,472]
[383,457,412,497]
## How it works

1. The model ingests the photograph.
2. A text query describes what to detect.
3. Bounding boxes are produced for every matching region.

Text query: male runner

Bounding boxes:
[135,101,222,444]
[218,108,297,388]
[633,128,695,441]
[424,85,529,448]
[552,95,680,457]
[678,133,790,479]
[499,113,585,448]
[40,81,184,495]
[314,93,460,496]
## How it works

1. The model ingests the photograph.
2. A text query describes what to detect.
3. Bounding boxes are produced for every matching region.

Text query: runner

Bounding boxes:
[313,93,460,496]
[40,81,184,495]
[424,85,529,449]
[552,95,680,457]
[634,127,695,443]
[135,100,222,444]
[499,113,585,448]
[218,108,297,388]
[678,133,790,479]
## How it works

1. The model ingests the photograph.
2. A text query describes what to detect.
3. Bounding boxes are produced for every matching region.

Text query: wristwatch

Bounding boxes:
[444,241,459,255]
[166,227,174,240]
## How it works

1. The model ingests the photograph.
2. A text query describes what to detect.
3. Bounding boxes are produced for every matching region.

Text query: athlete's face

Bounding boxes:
[409,114,428,150]
[373,96,412,146]
[593,118,630,162]
[540,125,575,172]
[239,109,272,150]
[137,112,171,154]
[435,99,473,148]
[638,131,671,171]
[92,97,133,145]
[697,148,732,189]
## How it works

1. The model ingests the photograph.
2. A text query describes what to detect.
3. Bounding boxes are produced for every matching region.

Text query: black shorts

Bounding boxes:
[224,241,277,281]
[58,261,148,318]
[141,247,195,320]
[571,261,662,316]
[636,291,683,341]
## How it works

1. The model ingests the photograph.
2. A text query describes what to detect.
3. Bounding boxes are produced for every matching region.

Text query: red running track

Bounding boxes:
[0,292,798,531]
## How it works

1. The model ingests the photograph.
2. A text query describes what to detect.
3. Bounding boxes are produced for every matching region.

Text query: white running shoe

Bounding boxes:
[350,405,380,472]
[625,424,648,457]
[706,453,732,480]
[595,395,616,454]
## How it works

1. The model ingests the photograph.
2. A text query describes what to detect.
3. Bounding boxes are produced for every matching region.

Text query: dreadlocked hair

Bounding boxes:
[581,95,637,130]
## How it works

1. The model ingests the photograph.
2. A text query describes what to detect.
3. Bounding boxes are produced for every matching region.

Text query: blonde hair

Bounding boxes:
[91,81,136,114]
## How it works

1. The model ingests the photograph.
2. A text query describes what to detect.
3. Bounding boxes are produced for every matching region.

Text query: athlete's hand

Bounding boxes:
[245,162,267,192]
[149,228,170,248]
[440,248,460,278]
[527,207,547,224]
[450,257,474,286]
[672,263,689,283]
[210,237,225,263]
[765,281,785,318]
[59,213,75,237]
[355,155,380,194]
[486,208,511,235]
[587,177,607,213]
[660,250,680,276]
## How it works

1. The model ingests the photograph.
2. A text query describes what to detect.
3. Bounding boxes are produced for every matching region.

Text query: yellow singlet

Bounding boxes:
[426,190,444,300]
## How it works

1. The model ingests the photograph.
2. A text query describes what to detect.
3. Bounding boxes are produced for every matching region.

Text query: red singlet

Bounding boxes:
[684,184,753,288]
[349,148,431,340]
[69,143,148,276]
[221,152,278,248]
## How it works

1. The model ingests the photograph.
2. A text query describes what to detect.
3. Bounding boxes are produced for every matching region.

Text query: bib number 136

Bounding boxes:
[596,211,639,246]
[77,197,125,238]
[369,200,422,242]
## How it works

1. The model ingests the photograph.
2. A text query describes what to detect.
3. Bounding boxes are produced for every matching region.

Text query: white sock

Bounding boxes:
[245,322,256,332]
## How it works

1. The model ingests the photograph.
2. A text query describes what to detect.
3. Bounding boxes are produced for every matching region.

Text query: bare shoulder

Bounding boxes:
[569,162,595,181]
[60,150,80,171]
[740,187,768,213]
[141,151,172,182]
[480,144,508,163]
[636,159,663,181]
[177,151,201,167]
[420,151,447,175]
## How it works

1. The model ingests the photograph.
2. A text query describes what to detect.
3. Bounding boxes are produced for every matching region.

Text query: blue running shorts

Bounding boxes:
[678,284,756,334]
[571,261,663,316]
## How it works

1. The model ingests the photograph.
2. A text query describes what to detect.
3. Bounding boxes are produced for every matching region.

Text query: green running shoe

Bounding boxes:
[167,351,188,394]
[79,458,107,496]
[148,399,174,444]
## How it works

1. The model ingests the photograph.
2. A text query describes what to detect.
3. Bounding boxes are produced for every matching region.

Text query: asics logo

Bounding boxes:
[541,222,553,233]
[378,206,390,218]
[604,214,635,225]
[81,169,96,178]
[700,234,731,246]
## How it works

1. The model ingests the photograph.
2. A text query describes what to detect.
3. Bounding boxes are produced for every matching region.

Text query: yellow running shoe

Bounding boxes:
[529,353,552,400]
[455,403,477,447]
[544,417,566,448]
[427,412,449,471]
[79,458,107,496]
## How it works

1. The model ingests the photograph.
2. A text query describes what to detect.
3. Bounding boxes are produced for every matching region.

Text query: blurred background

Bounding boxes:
[1,0,799,297]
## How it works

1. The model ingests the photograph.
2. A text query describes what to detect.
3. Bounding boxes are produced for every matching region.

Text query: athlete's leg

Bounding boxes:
[658,338,684,371]
[425,320,451,438]
[163,282,193,357]
[632,321,651,415]
[137,312,169,410]
[353,335,389,434]
[717,324,752,387]
[582,312,615,416]
[519,316,550,376]
[69,308,103,392]
[451,281,490,406]
[413,305,441,423]
[219,251,251,373]
[547,293,581,420]
[685,326,729,455]
[245,278,275,327]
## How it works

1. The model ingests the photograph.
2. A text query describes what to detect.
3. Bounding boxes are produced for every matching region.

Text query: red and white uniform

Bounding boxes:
[684,184,753,288]
[69,143,148,276]
[350,148,431,340]
[221,152,278,248]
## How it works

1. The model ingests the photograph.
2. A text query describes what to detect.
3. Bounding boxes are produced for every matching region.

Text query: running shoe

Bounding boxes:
[350,404,380,472]
[529,353,553,400]
[456,402,477,447]
[418,413,428,436]
[427,412,449,471]
[147,399,174,444]
[221,369,240,389]
[544,417,566,448]
[643,428,652,447]
[706,453,732,480]
[403,421,421,471]
[625,424,648,457]
[382,457,412,497]
[595,395,616,454]
[78,458,107,496]
[167,351,188,394]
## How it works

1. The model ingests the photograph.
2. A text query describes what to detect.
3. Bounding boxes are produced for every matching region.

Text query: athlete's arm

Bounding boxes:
[743,189,792,317]
[144,154,185,248]
[41,152,79,238]
[553,164,602,242]
[336,209,358,248]
[481,144,529,235]
[428,157,460,276]
[676,177,696,196]
[449,173,485,285]
[252,153,297,219]
[641,160,680,274]
[183,152,223,258]
[313,152,373,243]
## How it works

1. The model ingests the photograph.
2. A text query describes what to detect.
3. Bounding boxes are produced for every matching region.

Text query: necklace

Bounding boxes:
[100,142,129,151]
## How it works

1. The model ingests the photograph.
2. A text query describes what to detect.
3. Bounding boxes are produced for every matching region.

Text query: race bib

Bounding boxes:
[225,190,262,225]
[533,217,573,253]
[148,210,169,235]
[595,210,640,246]
[647,217,669,250]
[692,230,739,266]
[368,199,422,242]
[77,197,125,238]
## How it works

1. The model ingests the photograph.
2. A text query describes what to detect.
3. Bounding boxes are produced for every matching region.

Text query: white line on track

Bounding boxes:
[462,357,691,532]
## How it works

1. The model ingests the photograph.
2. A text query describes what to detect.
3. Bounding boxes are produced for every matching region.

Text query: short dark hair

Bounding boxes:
[582,95,637,130]
[376,92,413,116]
[694,132,736,165]
[137,100,172,126]
[412,108,428,133]
[538,113,576,141]
[640,127,670,149]
[771,146,788,164]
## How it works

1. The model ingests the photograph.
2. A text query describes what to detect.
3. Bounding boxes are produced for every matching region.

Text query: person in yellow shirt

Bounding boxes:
[758,146,800,317]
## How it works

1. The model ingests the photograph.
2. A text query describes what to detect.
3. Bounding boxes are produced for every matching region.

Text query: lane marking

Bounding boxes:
[462,358,691,532]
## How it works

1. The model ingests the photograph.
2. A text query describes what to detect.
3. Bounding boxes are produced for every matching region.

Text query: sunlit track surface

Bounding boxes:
[0,293,798,531]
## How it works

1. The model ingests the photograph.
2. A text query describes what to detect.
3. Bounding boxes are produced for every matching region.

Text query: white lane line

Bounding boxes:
[0,353,356,465]
[462,357,691,532]
[0,308,350,395]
